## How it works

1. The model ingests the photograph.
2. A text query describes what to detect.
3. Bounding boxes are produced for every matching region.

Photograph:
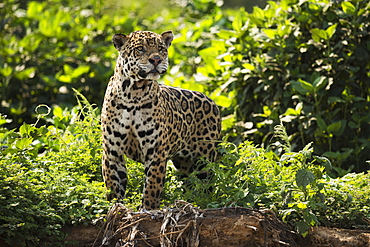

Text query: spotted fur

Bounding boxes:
[101,30,221,210]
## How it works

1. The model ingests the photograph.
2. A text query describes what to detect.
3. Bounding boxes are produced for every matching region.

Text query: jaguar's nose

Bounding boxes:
[149,55,162,66]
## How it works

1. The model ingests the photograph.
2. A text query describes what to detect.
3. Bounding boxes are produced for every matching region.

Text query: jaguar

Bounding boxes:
[101,30,221,210]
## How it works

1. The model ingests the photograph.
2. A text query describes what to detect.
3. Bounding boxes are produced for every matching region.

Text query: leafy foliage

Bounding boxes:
[1,0,369,171]
[0,95,109,246]
[0,0,136,127]
[0,95,369,245]
[193,0,370,171]
[166,124,368,236]
[1,0,370,244]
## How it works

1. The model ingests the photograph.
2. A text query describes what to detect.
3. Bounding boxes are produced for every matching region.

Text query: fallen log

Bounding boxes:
[95,201,299,247]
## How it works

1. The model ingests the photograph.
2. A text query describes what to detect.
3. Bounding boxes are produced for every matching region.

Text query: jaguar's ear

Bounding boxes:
[161,31,174,48]
[112,34,129,51]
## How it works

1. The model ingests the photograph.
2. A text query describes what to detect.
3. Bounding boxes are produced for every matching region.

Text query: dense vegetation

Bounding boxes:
[0,0,369,246]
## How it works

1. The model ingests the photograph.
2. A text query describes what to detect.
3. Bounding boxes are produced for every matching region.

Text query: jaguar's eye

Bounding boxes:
[136,46,144,52]
[158,46,166,52]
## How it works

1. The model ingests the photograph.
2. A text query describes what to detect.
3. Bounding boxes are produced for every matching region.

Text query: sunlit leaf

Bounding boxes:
[312,76,327,91]
[242,63,255,70]
[290,80,313,95]
[71,65,90,78]
[263,29,277,39]
[262,106,271,117]
[232,12,243,32]
[20,123,33,136]
[342,2,356,16]
[214,95,232,108]
[313,155,332,172]
[221,115,236,131]
[27,1,44,19]
[53,107,64,119]
[15,137,33,149]
[14,67,36,80]
[217,30,236,39]
[311,28,328,42]
[0,66,12,77]
[297,202,307,209]
[284,108,298,116]
[325,24,337,39]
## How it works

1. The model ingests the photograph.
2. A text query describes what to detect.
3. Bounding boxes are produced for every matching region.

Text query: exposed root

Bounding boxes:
[95,201,298,247]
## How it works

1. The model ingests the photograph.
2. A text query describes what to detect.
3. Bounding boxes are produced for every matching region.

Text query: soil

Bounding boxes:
[61,203,370,247]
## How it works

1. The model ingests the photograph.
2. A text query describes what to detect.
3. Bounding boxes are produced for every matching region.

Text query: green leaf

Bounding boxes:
[327,120,347,136]
[71,65,90,78]
[221,115,236,131]
[53,107,64,119]
[263,29,277,39]
[296,169,315,188]
[252,6,265,19]
[27,1,44,19]
[298,79,314,93]
[19,123,34,137]
[242,63,255,70]
[311,28,327,42]
[214,95,232,108]
[328,96,345,104]
[217,30,236,39]
[303,211,318,226]
[14,67,36,80]
[263,106,272,117]
[57,75,72,83]
[296,220,310,236]
[316,115,327,131]
[0,66,12,77]
[342,2,356,16]
[297,202,307,209]
[325,24,337,39]
[313,155,332,172]
[280,152,299,162]
[312,76,327,91]
[284,108,298,116]
[291,79,314,95]
[232,12,243,32]
[327,121,341,134]
[15,138,33,149]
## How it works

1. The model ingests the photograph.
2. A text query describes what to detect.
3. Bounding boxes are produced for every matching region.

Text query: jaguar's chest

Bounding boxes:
[115,101,164,158]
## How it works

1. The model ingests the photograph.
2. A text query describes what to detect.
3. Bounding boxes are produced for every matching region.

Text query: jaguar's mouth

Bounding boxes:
[138,69,161,79]
[149,69,160,74]
[138,66,167,79]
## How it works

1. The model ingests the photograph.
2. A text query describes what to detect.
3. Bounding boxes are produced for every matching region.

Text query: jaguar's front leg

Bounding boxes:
[102,148,128,201]
[142,158,167,210]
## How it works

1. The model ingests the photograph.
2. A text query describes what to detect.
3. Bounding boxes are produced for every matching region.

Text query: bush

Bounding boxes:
[0,94,109,246]
[0,0,138,128]
[194,0,370,171]
[167,124,369,236]
[0,94,369,244]
[2,0,368,170]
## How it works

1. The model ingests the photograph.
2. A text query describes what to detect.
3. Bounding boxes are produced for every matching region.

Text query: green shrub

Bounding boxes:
[195,0,370,171]
[168,124,368,236]
[0,0,134,128]
[0,94,369,244]
[0,95,109,246]
[3,0,368,170]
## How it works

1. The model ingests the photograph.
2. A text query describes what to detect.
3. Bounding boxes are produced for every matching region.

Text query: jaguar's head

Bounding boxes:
[113,30,174,80]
